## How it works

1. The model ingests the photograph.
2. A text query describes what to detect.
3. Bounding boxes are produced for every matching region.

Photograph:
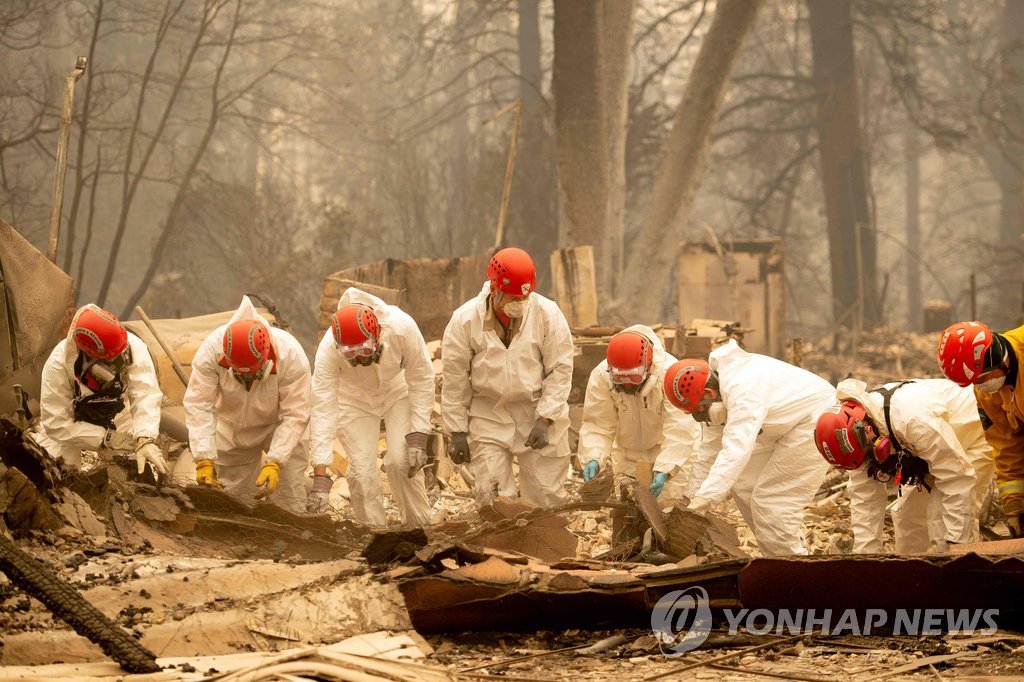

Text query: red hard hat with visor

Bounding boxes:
[606,331,654,386]
[332,304,381,360]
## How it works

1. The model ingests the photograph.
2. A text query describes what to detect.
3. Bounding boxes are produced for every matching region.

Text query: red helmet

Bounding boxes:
[331,304,381,358]
[606,331,654,385]
[937,321,994,387]
[814,401,880,470]
[72,306,129,360]
[664,359,712,412]
[222,320,272,374]
[487,247,536,297]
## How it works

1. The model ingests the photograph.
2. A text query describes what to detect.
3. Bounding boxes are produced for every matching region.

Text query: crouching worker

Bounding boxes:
[183,297,310,513]
[937,321,1024,537]
[35,304,167,477]
[308,289,434,526]
[662,340,835,556]
[817,378,993,553]
[578,326,699,499]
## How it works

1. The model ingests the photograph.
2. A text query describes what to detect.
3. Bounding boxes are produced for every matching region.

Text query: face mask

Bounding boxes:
[976,375,1006,393]
[233,362,271,390]
[707,402,727,426]
[81,351,129,389]
[349,344,383,367]
[503,300,527,318]
[694,401,726,425]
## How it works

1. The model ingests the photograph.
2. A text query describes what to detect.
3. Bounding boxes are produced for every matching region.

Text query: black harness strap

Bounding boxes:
[868,381,931,493]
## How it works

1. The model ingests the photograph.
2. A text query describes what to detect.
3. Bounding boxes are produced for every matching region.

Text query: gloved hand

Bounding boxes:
[103,428,136,451]
[524,418,550,449]
[1008,514,1022,538]
[406,432,430,478]
[195,459,223,488]
[448,432,471,465]
[307,475,333,513]
[650,472,669,497]
[687,496,711,514]
[255,461,280,499]
[135,441,168,476]
[582,459,600,482]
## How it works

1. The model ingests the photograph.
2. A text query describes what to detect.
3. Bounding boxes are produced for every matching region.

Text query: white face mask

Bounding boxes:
[503,300,527,318]
[708,402,728,426]
[976,375,1006,393]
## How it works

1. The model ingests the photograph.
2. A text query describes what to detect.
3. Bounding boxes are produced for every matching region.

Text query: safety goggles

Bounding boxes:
[608,364,649,386]
[337,338,378,360]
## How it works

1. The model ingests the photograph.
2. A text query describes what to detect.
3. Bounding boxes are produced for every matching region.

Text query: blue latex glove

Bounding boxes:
[650,472,669,497]
[582,459,600,482]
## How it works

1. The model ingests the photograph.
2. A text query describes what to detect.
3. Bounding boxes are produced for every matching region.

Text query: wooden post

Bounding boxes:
[969,273,977,321]
[485,100,522,251]
[789,337,803,368]
[134,306,189,388]
[550,246,598,327]
[46,57,88,264]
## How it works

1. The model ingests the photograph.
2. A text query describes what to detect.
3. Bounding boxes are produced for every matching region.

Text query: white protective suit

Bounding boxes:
[578,325,700,495]
[838,378,995,554]
[442,283,574,508]
[686,341,835,556]
[183,297,311,513]
[310,288,434,527]
[35,310,162,469]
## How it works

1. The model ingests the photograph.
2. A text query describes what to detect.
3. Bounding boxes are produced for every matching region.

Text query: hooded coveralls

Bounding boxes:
[442,283,573,508]
[578,324,700,496]
[310,288,434,526]
[183,297,310,513]
[686,341,835,556]
[839,378,994,554]
[35,306,162,469]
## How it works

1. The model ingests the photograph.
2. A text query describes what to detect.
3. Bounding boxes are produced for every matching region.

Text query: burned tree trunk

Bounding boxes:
[507,0,557,287]
[905,130,922,332]
[808,0,879,330]
[617,0,763,323]
[553,0,634,308]
[993,0,1024,243]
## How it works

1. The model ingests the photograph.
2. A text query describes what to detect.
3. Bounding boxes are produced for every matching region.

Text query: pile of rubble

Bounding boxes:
[801,328,943,385]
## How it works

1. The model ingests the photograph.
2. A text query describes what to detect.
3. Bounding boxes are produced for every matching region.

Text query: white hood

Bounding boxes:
[337,288,393,329]
[835,378,889,437]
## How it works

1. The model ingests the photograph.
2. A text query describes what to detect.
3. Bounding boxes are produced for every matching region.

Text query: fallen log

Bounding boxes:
[0,532,161,673]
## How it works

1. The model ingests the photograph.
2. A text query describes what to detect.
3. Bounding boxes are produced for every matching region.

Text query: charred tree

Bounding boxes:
[553,0,634,309]
[808,0,879,330]
[905,130,922,332]
[989,0,1024,243]
[506,0,557,287]
[617,0,763,323]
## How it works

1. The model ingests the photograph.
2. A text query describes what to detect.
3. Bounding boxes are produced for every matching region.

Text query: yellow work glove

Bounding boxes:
[255,460,280,499]
[195,459,223,488]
